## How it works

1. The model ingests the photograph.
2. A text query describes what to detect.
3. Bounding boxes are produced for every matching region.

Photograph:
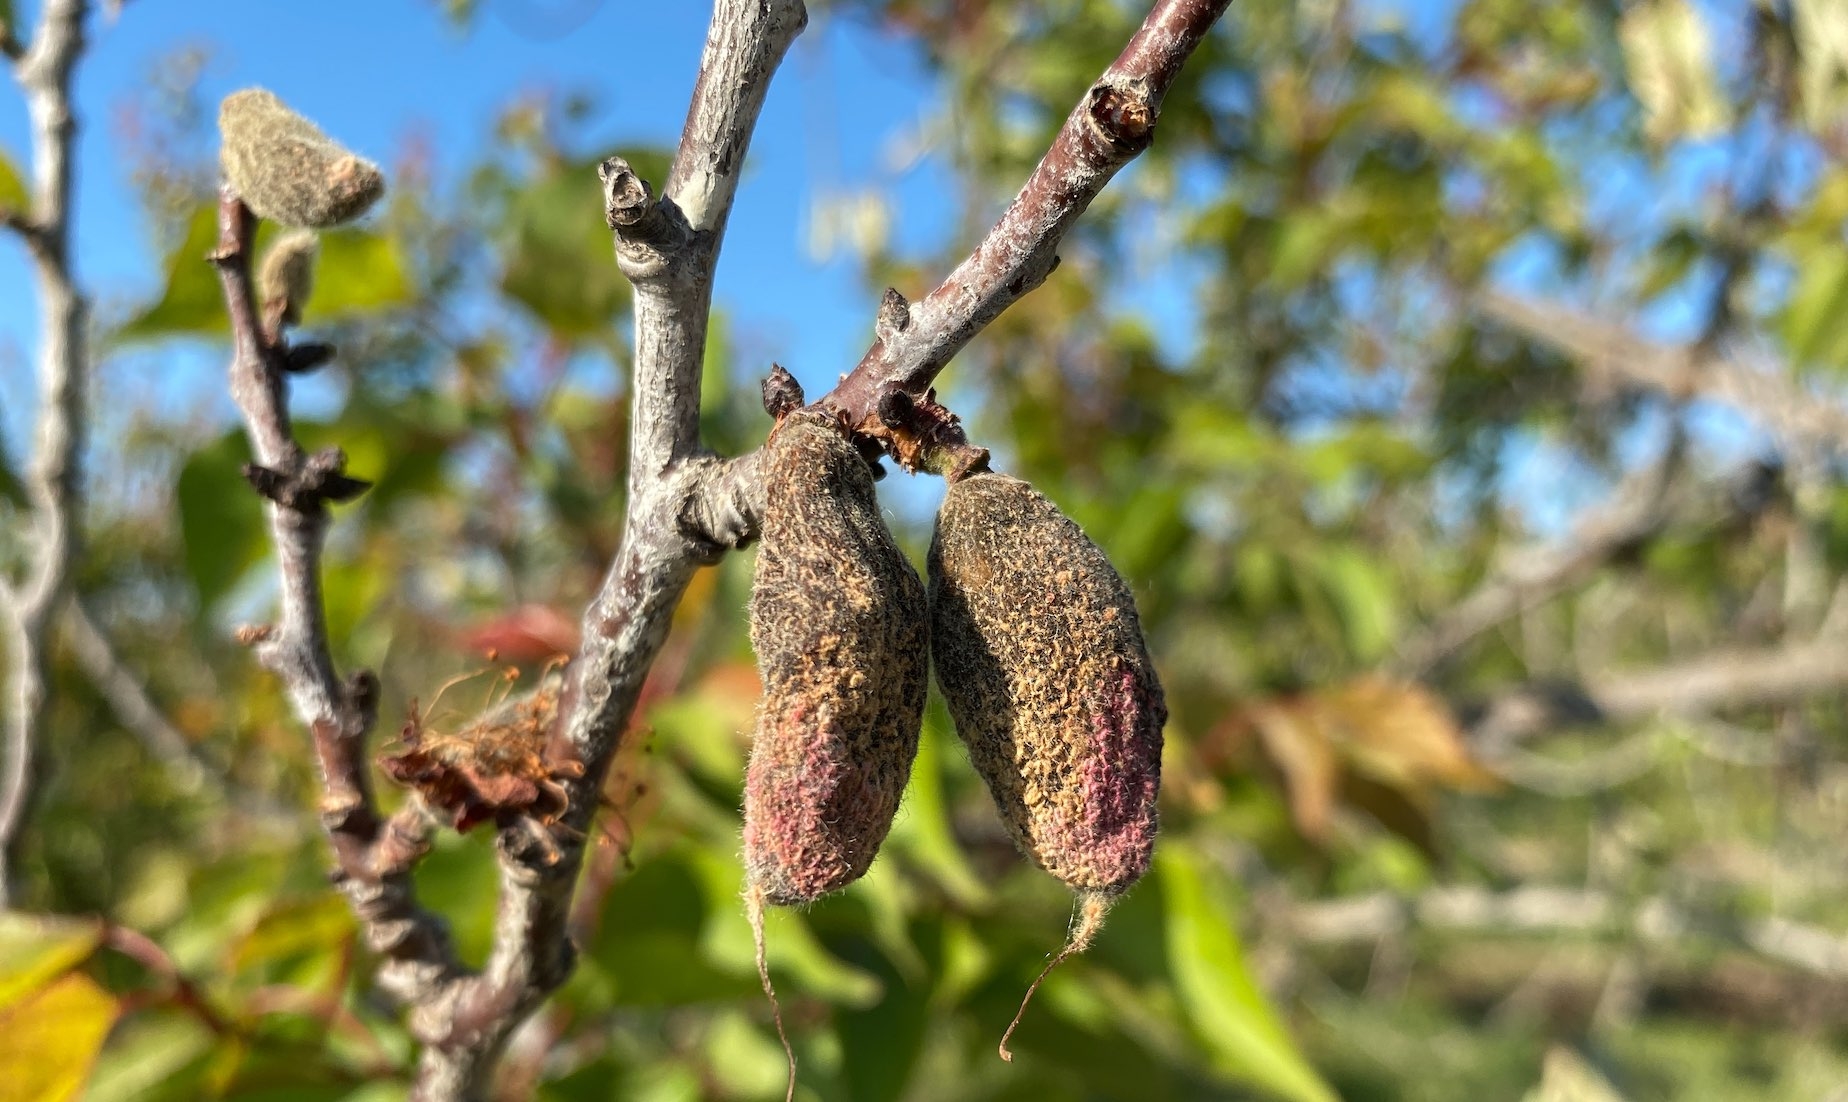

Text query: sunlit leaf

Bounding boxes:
[118,206,412,342]
[0,971,120,1102]
[1619,0,1729,142]
[1158,843,1336,1102]
[0,912,103,1012]
[174,430,265,614]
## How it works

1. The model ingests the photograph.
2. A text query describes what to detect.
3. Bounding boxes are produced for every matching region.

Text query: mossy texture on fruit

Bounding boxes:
[219,89,385,228]
[745,412,929,906]
[929,472,1165,893]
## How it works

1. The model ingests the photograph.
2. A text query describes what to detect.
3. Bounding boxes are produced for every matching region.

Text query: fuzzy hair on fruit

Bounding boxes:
[743,411,929,906]
[929,471,1165,895]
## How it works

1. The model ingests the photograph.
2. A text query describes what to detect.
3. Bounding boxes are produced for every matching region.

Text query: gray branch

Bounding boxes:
[0,0,88,906]
[63,596,225,796]
[1282,886,1848,980]
[1480,291,1848,456]
[1465,630,1848,749]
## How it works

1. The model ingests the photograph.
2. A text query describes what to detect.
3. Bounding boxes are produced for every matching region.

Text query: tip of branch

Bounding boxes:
[599,156,654,230]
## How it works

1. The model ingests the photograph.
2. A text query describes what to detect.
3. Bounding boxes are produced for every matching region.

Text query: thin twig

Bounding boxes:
[1481,291,1848,457]
[0,0,88,906]
[64,595,228,796]
[210,192,464,1054]
[821,0,1233,468]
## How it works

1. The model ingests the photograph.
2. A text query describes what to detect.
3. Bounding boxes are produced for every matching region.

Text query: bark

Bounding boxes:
[0,0,89,906]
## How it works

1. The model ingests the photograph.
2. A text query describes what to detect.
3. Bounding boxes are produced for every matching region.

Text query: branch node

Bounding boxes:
[1088,83,1156,153]
[235,623,277,647]
[760,363,805,420]
[241,448,372,509]
[875,287,911,343]
[599,156,689,255]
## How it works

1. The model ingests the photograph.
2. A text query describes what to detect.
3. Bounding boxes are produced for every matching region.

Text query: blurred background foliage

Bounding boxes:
[4,0,1848,1099]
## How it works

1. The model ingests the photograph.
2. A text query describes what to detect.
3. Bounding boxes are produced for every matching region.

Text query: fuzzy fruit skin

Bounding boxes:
[219,89,385,228]
[745,412,929,906]
[929,472,1165,894]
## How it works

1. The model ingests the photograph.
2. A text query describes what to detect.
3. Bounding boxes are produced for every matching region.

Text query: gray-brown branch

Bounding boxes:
[1464,629,1848,749]
[1481,291,1848,456]
[210,193,465,1065]
[398,2,810,1097]
[822,0,1233,466]
[0,0,88,906]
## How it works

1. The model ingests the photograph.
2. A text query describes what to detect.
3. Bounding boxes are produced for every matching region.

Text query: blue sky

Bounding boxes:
[0,0,960,463]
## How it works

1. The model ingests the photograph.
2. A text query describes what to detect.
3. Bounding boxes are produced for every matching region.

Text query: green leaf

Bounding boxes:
[0,971,120,1102]
[305,228,412,321]
[496,158,636,341]
[82,1011,217,1102]
[118,206,412,343]
[0,148,26,213]
[1781,245,1848,369]
[1313,548,1399,663]
[118,205,224,341]
[586,854,756,1007]
[689,848,883,1008]
[884,715,990,908]
[1158,842,1337,1102]
[0,912,103,1012]
[175,430,266,614]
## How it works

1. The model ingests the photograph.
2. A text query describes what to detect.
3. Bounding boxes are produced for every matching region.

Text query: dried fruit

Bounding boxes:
[219,89,385,228]
[742,410,929,1100]
[927,470,1166,1056]
[257,230,318,328]
[743,411,929,906]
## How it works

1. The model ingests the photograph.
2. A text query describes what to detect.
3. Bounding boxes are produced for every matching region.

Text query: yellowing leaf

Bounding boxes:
[1159,843,1337,1102]
[1245,676,1497,844]
[0,150,26,213]
[0,972,119,1102]
[0,912,103,1013]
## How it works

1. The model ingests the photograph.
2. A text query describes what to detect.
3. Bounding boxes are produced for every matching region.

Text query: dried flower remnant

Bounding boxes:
[219,89,386,228]
[379,669,583,843]
[927,470,1166,1058]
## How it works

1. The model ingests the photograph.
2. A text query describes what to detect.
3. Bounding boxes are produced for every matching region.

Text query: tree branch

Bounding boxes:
[211,193,464,1056]
[1282,885,1848,981]
[1480,291,1848,456]
[1397,457,1680,676]
[821,0,1233,468]
[396,3,810,1096]
[0,0,87,906]
[64,595,228,797]
[1464,630,1848,748]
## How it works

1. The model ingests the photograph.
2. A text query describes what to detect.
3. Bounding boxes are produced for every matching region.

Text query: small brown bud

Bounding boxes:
[743,412,928,906]
[258,230,318,329]
[219,89,385,228]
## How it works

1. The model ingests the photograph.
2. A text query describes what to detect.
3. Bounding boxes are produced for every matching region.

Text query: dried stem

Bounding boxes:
[0,0,88,906]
